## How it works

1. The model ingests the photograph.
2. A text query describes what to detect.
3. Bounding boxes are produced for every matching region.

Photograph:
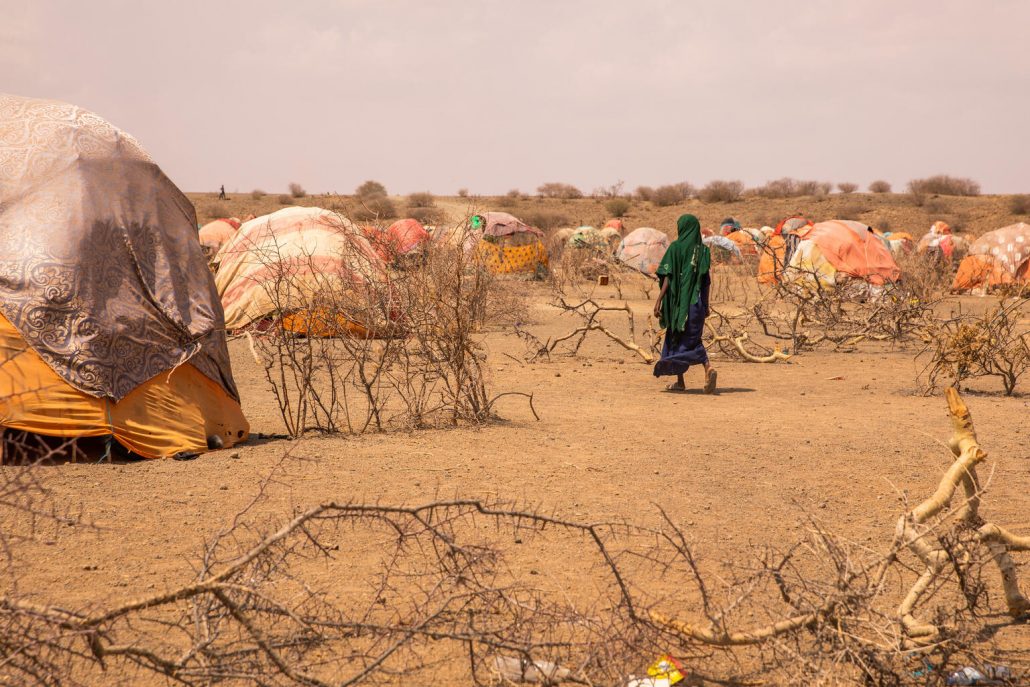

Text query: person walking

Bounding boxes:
[652,214,717,393]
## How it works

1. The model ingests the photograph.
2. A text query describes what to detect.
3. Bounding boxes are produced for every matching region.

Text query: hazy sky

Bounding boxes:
[4,1,1028,194]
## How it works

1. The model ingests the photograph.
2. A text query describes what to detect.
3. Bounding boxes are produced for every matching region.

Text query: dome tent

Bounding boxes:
[473,212,549,275]
[214,206,391,336]
[0,93,248,459]
[616,227,670,275]
[784,220,901,287]
[952,223,1030,293]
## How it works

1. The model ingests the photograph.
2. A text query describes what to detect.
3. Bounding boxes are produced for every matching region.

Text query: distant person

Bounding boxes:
[653,214,716,393]
[218,184,227,200]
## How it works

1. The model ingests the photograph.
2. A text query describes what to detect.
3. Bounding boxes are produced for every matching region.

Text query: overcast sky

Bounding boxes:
[4,1,1028,194]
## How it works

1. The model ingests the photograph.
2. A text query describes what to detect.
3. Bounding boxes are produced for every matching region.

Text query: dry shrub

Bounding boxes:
[908,174,981,196]
[4,391,1027,686]
[1009,194,1030,215]
[909,190,927,207]
[352,195,397,222]
[698,179,744,203]
[247,221,515,436]
[521,209,570,231]
[869,179,892,193]
[277,193,292,205]
[635,185,655,201]
[457,187,469,198]
[837,182,858,194]
[407,206,444,224]
[652,184,688,207]
[752,178,828,198]
[921,299,1030,395]
[407,191,435,208]
[537,182,583,199]
[605,197,631,217]
[288,182,306,198]
[251,189,266,199]
[353,180,397,221]
[356,180,388,197]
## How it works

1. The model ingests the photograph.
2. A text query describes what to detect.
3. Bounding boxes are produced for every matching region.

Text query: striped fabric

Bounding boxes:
[214,207,387,330]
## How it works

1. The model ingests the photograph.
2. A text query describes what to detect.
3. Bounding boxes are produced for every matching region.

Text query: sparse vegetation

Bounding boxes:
[869,180,892,193]
[251,189,266,199]
[604,197,631,217]
[635,185,656,202]
[837,182,858,194]
[288,182,306,198]
[407,191,435,208]
[908,174,980,196]
[652,184,690,207]
[924,198,951,216]
[352,180,397,221]
[698,179,744,203]
[277,193,292,205]
[521,209,571,231]
[1010,194,1030,215]
[457,187,469,198]
[537,182,583,199]
[752,178,830,199]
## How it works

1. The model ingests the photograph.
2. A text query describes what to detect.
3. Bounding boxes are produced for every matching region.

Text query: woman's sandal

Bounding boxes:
[703,368,718,394]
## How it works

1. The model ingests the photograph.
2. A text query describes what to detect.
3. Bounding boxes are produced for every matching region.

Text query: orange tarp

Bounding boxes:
[951,255,1015,292]
[797,220,901,285]
[0,314,248,458]
[758,235,786,283]
[725,230,758,256]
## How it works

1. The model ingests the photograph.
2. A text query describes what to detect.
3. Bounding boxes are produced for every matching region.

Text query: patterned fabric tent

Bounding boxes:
[616,227,670,275]
[0,93,247,458]
[952,223,1030,292]
[214,206,389,333]
[475,212,548,275]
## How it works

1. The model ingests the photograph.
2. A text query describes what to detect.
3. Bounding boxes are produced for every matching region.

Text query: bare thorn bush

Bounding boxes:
[3,391,1027,685]
[652,184,688,207]
[909,175,981,196]
[277,193,292,205]
[634,185,655,202]
[837,182,858,194]
[457,187,469,198]
[520,209,570,231]
[288,182,306,198]
[605,197,631,217]
[536,182,583,199]
[921,299,1030,395]
[698,179,744,203]
[250,189,266,200]
[869,179,892,193]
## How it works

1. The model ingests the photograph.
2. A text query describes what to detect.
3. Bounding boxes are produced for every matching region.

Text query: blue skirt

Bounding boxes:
[653,274,710,377]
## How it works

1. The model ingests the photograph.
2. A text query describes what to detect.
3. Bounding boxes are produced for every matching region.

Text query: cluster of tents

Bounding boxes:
[575,214,1030,294]
[2,93,1027,462]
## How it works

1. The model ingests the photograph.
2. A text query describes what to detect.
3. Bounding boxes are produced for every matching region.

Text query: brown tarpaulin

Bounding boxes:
[0,93,239,403]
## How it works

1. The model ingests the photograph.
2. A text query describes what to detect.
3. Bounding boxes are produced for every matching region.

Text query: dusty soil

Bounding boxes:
[4,194,1029,684]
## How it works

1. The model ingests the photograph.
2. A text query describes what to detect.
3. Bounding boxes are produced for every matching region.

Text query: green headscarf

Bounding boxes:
[656,214,711,333]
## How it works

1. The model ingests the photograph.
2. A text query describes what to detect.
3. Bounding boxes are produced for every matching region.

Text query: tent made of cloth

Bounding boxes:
[0,313,247,458]
[0,93,247,457]
[784,220,901,286]
[214,206,390,333]
[951,223,1030,292]
[199,218,241,256]
[616,227,669,275]
[367,218,430,262]
[475,212,548,274]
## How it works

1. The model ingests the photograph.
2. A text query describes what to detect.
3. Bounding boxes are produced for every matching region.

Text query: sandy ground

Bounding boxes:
[5,269,1029,683]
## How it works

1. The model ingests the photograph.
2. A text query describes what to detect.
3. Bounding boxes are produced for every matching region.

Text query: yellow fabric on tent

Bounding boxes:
[0,314,249,458]
[784,240,838,286]
[476,239,548,274]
